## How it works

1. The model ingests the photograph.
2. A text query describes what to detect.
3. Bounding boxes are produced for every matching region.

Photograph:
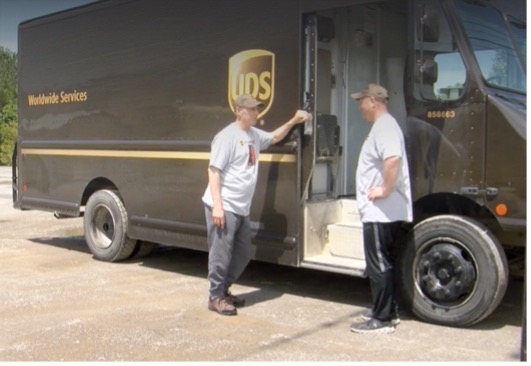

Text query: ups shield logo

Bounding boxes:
[228,49,275,119]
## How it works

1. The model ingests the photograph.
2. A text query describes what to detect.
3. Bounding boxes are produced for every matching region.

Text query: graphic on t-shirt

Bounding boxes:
[248,144,256,166]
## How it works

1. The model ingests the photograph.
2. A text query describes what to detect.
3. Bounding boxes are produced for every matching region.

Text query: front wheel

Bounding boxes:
[84,189,136,262]
[400,215,508,327]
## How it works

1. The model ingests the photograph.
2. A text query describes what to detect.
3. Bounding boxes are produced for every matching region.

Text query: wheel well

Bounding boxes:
[81,177,119,207]
[413,193,501,235]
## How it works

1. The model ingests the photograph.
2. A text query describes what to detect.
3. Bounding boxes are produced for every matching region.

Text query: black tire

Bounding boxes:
[400,215,508,327]
[130,240,155,259]
[83,189,136,262]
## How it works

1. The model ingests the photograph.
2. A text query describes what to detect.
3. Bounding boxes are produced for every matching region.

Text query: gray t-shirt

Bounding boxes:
[202,121,274,216]
[355,113,413,223]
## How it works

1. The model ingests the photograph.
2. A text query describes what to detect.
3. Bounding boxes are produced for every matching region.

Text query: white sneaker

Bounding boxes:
[350,318,395,334]
[361,310,400,326]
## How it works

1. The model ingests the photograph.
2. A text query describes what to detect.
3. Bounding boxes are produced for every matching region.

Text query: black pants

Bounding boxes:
[362,221,403,322]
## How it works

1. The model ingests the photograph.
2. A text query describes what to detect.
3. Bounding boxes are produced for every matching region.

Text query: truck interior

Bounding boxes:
[301,1,408,274]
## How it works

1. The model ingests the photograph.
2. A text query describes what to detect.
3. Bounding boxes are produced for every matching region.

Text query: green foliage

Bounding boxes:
[0,47,17,166]
[0,102,17,165]
[0,46,17,109]
[0,99,17,124]
[0,123,16,166]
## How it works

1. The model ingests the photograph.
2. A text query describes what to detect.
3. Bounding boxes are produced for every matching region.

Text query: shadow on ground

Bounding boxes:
[30,236,524,331]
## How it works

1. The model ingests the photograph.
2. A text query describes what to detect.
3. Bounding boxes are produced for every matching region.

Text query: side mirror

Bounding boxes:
[417,4,440,43]
[415,54,439,100]
[419,58,438,85]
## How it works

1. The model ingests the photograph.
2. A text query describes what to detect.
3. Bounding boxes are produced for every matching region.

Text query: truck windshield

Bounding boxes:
[454,0,526,94]
[507,15,526,63]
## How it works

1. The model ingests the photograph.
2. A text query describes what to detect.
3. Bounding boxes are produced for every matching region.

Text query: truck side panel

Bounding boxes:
[17,0,302,265]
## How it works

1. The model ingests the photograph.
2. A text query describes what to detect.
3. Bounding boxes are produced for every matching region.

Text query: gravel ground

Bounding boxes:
[0,166,525,361]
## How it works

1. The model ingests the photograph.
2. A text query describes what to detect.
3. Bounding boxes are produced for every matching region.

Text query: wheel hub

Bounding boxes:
[91,204,115,249]
[418,243,476,303]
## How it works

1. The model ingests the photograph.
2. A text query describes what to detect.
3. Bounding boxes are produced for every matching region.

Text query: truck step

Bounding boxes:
[339,199,360,223]
[301,254,366,277]
[326,222,364,260]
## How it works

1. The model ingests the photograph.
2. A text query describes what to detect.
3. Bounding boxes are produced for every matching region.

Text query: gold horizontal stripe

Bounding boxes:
[21,148,296,163]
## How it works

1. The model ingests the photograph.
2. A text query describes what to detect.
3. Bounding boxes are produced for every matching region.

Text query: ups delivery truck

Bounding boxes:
[13,0,526,327]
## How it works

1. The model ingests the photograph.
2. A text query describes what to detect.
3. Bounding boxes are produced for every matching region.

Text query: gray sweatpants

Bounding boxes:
[204,205,252,300]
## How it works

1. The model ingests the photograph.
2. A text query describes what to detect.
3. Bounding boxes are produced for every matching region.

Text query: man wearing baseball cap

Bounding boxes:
[202,94,310,316]
[349,84,412,334]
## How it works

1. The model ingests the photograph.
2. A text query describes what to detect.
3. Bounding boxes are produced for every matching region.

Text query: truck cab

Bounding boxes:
[299,0,525,326]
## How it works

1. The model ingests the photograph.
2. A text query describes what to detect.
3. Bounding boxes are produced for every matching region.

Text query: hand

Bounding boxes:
[292,110,311,124]
[367,186,391,201]
[212,206,225,229]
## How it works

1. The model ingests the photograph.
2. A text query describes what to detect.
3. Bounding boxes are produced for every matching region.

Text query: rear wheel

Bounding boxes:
[130,240,155,259]
[400,215,508,327]
[84,189,136,262]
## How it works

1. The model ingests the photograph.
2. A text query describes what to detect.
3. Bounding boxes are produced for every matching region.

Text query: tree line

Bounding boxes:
[0,46,17,166]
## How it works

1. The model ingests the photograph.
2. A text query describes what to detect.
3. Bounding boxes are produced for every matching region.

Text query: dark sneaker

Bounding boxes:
[361,310,400,326]
[350,318,395,334]
[225,291,245,308]
[208,297,237,316]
